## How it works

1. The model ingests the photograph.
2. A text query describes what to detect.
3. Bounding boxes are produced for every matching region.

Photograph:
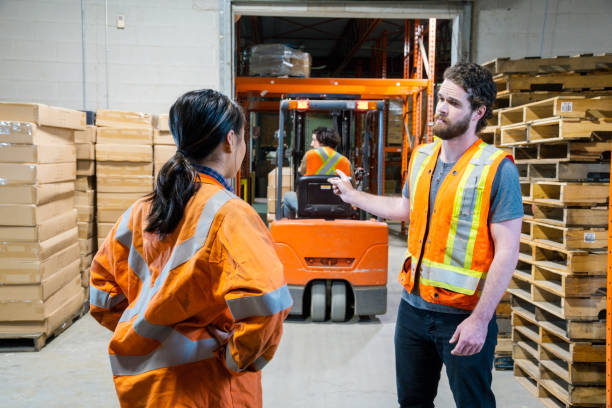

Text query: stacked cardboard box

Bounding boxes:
[95,110,153,248]
[0,103,86,347]
[266,167,294,222]
[75,125,96,294]
[153,113,175,179]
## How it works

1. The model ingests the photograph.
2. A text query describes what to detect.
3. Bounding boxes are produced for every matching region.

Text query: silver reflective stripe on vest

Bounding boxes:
[109,332,220,376]
[111,189,235,376]
[226,284,293,321]
[419,259,481,295]
[316,147,329,162]
[409,142,438,208]
[317,152,342,175]
[90,285,126,309]
[252,354,269,371]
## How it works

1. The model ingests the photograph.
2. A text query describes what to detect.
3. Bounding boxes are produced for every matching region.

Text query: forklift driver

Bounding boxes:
[282,126,351,218]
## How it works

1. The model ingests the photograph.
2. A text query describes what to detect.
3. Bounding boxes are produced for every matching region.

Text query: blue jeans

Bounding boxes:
[394,300,497,408]
[283,191,298,218]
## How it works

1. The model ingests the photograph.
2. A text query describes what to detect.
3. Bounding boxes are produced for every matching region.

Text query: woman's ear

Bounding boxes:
[224,130,235,153]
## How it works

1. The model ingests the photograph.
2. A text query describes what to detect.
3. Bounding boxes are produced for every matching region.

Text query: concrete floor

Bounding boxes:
[0,227,543,407]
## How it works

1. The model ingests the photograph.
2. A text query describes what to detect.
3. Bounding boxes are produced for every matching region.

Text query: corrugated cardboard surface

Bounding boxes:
[0,196,74,226]
[75,205,95,223]
[74,125,96,143]
[96,126,153,144]
[153,129,174,145]
[154,145,175,164]
[75,189,94,207]
[76,160,95,176]
[75,176,95,191]
[155,114,170,131]
[0,103,86,130]
[0,242,79,285]
[97,162,152,177]
[0,144,75,164]
[97,175,153,193]
[95,143,152,162]
[76,143,95,160]
[0,122,74,145]
[77,221,95,239]
[0,181,74,205]
[0,275,82,321]
[96,109,152,128]
[0,286,84,335]
[0,209,77,242]
[0,162,76,185]
[96,222,114,239]
[0,227,78,260]
[79,237,94,254]
[0,259,80,301]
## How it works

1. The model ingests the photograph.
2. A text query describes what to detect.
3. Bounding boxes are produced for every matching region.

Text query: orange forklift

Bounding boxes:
[269,98,388,322]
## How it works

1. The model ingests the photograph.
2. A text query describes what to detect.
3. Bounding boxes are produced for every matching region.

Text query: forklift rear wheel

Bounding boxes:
[330,281,347,322]
[310,282,326,322]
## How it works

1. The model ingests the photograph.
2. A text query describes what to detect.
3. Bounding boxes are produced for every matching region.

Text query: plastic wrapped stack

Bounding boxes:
[0,103,86,350]
[249,44,311,78]
[95,110,153,249]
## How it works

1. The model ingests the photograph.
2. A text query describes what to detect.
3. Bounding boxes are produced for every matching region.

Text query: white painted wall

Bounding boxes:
[473,0,612,64]
[0,0,221,114]
[1,0,611,114]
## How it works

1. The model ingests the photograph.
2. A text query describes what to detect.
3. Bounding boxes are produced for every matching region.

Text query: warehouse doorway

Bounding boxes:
[224,2,470,216]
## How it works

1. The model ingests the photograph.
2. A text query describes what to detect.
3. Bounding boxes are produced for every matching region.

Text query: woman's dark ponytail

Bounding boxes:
[146,89,245,238]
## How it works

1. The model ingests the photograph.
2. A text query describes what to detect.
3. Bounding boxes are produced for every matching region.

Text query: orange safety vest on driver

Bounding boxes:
[305,146,351,176]
[90,174,292,407]
[399,139,511,311]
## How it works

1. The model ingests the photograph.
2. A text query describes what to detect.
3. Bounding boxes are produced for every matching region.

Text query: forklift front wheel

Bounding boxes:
[330,281,347,322]
[310,281,327,322]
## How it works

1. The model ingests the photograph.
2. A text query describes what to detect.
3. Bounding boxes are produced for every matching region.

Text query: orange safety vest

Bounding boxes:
[305,146,351,176]
[90,174,292,407]
[399,139,511,311]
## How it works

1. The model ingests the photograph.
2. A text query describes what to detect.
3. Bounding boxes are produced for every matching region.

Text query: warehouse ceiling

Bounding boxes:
[237,16,451,78]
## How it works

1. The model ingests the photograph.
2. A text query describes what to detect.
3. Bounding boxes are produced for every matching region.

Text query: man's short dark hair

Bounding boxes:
[313,127,340,149]
[443,62,497,133]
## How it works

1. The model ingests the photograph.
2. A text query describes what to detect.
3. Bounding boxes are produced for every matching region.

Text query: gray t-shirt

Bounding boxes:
[401,156,523,314]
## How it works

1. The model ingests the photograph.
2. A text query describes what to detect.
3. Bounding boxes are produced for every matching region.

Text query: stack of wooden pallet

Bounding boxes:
[498,95,611,407]
[95,110,153,248]
[0,103,87,351]
[74,124,96,296]
[153,113,175,179]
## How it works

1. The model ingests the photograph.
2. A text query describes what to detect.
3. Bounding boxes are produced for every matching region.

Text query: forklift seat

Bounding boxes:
[296,175,353,219]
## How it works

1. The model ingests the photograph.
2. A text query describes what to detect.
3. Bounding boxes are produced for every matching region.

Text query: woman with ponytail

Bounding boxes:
[89,89,292,407]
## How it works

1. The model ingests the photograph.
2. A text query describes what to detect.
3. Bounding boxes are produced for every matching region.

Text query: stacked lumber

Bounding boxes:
[95,110,153,248]
[153,113,175,180]
[0,103,87,351]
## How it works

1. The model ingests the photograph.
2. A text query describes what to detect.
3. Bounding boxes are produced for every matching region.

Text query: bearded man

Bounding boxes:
[328,62,523,408]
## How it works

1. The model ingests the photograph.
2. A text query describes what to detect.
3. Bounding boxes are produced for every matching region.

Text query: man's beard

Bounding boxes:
[432,112,471,140]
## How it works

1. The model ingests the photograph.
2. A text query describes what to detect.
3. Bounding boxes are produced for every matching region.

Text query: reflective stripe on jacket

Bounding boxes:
[90,174,292,407]
[399,139,511,310]
[305,146,351,176]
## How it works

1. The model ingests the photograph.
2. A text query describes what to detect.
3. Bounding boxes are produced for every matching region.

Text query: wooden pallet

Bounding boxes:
[484,54,612,76]
[479,125,499,146]
[539,325,605,365]
[500,117,612,147]
[531,204,608,227]
[532,241,607,275]
[526,162,610,182]
[538,384,604,408]
[531,265,605,298]
[530,221,607,250]
[535,307,605,342]
[509,277,605,321]
[495,72,612,94]
[513,136,612,163]
[539,364,605,406]
[531,182,609,206]
[0,301,88,352]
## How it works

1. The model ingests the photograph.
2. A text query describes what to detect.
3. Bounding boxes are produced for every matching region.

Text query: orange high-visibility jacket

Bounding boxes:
[305,146,351,176]
[399,139,511,311]
[90,174,292,408]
